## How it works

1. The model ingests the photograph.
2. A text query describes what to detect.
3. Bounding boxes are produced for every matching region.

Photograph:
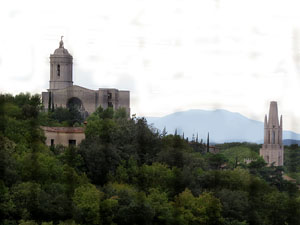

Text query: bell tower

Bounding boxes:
[49,36,73,90]
[260,101,284,166]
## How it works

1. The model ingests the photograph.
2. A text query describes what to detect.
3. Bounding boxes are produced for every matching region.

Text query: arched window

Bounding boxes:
[67,97,84,111]
[272,131,275,144]
[57,64,60,76]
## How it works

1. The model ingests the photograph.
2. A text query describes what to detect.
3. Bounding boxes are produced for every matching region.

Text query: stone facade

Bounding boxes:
[42,38,130,117]
[41,126,85,147]
[259,101,284,166]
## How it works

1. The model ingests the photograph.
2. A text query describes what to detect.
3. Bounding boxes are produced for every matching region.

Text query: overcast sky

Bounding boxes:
[1,0,300,132]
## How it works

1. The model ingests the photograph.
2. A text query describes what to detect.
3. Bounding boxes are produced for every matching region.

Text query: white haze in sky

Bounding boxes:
[1,0,300,132]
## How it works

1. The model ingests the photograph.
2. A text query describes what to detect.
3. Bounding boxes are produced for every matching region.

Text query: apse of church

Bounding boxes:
[259,101,284,166]
[42,38,130,117]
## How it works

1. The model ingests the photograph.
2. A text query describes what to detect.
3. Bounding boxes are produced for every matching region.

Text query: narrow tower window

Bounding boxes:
[272,131,275,144]
[57,64,60,76]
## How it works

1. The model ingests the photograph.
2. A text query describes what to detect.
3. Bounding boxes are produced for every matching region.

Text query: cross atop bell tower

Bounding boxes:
[49,37,73,90]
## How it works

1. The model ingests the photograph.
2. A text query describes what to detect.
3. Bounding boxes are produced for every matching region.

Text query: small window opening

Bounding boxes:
[69,140,76,146]
[57,64,60,76]
[108,93,112,100]
[272,131,275,144]
[108,102,113,108]
[51,139,54,146]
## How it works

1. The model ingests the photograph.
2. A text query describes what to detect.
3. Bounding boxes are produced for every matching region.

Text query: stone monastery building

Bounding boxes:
[42,37,130,147]
[42,37,130,117]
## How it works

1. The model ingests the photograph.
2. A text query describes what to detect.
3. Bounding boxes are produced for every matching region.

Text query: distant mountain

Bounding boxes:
[146,109,300,144]
[282,139,300,146]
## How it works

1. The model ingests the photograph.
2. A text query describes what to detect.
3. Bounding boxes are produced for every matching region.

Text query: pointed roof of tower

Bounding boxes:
[280,115,282,128]
[264,114,267,126]
[268,101,279,127]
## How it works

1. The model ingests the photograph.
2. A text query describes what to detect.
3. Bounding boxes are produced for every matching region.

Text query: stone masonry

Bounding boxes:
[42,37,130,117]
[259,101,284,166]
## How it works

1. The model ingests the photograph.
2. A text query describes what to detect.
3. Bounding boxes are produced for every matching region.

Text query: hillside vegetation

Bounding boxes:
[1,93,300,225]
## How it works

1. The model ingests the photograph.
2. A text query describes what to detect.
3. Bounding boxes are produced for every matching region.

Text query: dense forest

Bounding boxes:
[1,93,300,225]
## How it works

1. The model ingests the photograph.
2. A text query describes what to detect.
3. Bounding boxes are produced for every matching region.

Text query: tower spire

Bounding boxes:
[264,114,267,127]
[260,101,284,166]
[268,101,279,127]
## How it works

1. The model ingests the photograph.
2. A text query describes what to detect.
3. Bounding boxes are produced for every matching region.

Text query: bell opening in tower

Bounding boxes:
[57,64,60,77]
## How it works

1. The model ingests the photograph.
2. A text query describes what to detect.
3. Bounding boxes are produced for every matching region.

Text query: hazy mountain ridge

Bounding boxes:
[146,109,300,144]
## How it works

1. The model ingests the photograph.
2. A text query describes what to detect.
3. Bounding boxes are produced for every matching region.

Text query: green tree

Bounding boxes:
[11,182,43,221]
[262,191,289,225]
[147,188,173,225]
[216,189,249,223]
[173,189,224,225]
[49,107,83,126]
[206,153,227,170]
[104,182,154,225]
[59,146,84,173]
[79,140,121,185]
[221,146,259,168]
[0,135,18,186]
[158,135,190,168]
[136,163,176,193]
[73,184,103,225]
[0,181,15,222]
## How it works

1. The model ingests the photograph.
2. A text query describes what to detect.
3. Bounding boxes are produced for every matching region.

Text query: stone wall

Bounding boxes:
[42,126,85,147]
[42,40,130,117]
[42,85,130,116]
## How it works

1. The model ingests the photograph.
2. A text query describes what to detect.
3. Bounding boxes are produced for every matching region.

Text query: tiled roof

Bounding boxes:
[41,126,85,133]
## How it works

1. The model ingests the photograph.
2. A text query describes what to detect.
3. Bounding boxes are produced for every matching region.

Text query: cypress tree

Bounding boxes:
[51,96,55,112]
[162,126,167,137]
[48,91,51,112]
[207,132,210,153]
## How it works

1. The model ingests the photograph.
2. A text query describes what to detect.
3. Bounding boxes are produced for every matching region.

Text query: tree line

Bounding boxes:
[1,93,300,225]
